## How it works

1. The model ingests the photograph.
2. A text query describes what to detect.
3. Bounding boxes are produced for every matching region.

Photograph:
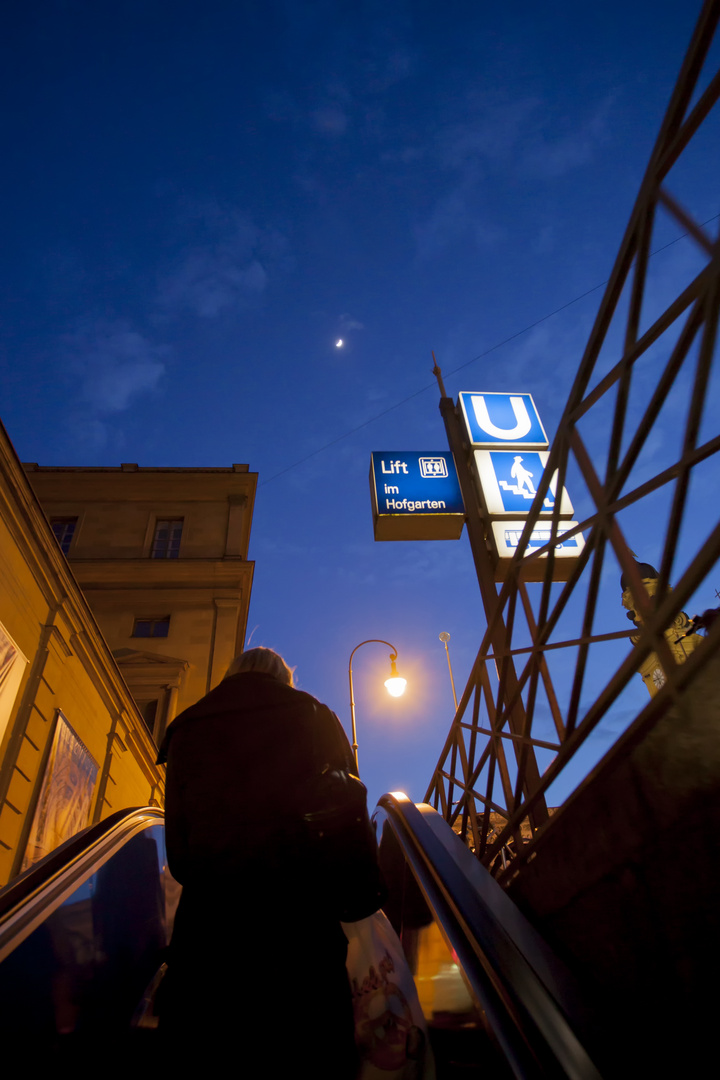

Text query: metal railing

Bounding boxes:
[425,0,720,880]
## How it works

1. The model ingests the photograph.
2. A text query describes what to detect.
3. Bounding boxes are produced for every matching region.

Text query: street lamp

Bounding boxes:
[348,639,406,773]
[439,631,458,712]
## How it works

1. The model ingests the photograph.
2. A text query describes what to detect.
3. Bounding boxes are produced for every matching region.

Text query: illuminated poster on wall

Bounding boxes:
[0,621,27,748]
[23,712,98,869]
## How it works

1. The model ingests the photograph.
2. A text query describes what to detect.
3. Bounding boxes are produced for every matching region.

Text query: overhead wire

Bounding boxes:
[260,212,720,487]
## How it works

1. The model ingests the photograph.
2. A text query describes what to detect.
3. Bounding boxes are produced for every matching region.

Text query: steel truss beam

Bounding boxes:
[425,0,720,876]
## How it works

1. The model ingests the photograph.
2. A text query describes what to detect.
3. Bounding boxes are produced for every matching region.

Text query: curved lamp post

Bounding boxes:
[439,631,459,711]
[348,639,406,774]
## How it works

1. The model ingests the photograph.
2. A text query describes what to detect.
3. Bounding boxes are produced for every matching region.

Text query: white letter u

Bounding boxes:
[472,395,532,441]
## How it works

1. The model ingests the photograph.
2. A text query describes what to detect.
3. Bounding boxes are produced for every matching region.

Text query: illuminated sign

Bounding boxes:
[490,520,585,581]
[456,391,583,580]
[458,392,548,448]
[473,450,574,518]
[370,452,465,541]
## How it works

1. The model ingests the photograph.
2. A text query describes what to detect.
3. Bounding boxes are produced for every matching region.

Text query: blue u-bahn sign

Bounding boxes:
[370,452,465,541]
[458,389,583,580]
[459,392,549,448]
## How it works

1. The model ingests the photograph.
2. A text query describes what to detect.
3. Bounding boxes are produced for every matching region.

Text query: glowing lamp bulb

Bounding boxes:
[384,656,406,697]
[384,675,407,697]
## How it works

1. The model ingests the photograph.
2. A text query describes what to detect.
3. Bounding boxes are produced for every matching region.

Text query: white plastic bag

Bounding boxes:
[342,911,435,1080]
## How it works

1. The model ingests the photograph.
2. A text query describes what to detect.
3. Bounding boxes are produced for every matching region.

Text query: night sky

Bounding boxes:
[2,2,718,811]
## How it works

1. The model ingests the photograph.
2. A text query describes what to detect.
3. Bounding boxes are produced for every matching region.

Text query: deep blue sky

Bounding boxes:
[2,1,718,810]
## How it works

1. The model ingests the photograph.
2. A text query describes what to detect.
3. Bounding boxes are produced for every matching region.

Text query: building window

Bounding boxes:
[132,616,170,639]
[151,519,183,559]
[50,517,78,555]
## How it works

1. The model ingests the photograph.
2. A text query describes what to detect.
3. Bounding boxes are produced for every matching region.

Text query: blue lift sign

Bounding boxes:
[370,452,465,540]
[459,392,549,448]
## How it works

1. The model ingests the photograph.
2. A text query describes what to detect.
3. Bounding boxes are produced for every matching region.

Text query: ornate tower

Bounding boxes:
[621,561,705,696]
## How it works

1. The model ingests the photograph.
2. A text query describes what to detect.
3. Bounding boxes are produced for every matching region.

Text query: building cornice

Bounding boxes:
[70,558,255,591]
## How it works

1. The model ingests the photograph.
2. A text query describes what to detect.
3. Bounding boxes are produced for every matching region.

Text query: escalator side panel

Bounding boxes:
[376,794,602,1079]
[0,807,151,922]
[0,822,179,1039]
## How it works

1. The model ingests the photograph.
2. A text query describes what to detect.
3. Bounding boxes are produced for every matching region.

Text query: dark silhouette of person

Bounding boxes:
[157,647,382,1075]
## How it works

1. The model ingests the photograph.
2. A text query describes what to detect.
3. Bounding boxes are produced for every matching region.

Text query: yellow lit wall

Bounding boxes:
[0,425,166,884]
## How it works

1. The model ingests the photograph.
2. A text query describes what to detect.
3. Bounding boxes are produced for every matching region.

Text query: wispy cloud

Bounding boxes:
[436,96,542,173]
[413,91,615,258]
[52,199,290,448]
[414,184,504,260]
[310,102,349,136]
[340,313,365,331]
[158,206,289,318]
[67,320,167,414]
[521,95,615,179]
[363,46,415,93]
[434,91,614,179]
[264,28,416,148]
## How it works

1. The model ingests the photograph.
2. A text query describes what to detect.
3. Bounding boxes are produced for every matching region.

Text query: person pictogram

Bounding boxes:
[510,455,536,495]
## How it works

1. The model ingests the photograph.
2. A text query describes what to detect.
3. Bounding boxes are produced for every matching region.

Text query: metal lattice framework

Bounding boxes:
[425,0,720,880]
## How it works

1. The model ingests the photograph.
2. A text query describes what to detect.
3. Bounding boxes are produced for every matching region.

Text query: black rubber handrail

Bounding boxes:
[0,807,148,919]
[376,793,602,1080]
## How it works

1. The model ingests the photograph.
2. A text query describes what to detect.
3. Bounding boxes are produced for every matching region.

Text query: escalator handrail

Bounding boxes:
[0,806,165,962]
[0,806,147,918]
[377,793,601,1079]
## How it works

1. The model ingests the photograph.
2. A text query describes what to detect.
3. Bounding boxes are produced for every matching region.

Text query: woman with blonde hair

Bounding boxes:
[224,645,295,684]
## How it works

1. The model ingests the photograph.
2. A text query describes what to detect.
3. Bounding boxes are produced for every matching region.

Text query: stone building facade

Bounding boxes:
[24,462,256,748]
[0,424,255,885]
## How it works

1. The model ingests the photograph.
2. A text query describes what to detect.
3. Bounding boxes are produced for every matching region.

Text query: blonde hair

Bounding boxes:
[224,647,294,687]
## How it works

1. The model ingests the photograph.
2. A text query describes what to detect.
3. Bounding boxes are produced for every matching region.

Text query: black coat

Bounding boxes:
[158,671,357,893]
[156,674,365,1073]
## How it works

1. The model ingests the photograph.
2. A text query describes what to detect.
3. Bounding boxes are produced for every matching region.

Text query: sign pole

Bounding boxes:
[432,356,548,827]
